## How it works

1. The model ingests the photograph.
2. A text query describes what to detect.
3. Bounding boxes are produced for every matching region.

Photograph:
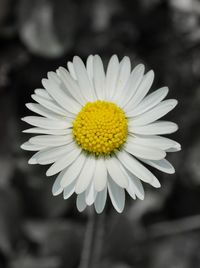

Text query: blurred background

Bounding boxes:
[0,0,200,267]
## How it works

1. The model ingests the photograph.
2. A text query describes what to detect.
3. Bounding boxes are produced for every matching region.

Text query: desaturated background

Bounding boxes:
[0,0,200,267]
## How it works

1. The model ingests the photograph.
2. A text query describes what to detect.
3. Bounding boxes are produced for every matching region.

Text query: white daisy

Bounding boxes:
[21,55,181,213]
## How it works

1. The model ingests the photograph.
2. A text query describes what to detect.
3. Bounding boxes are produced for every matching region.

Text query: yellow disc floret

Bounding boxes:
[72,101,128,155]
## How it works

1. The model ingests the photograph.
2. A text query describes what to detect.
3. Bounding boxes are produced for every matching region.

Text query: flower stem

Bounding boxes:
[79,208,105,268]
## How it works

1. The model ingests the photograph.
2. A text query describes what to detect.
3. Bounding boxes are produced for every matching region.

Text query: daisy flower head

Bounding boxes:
[21,55,181,213]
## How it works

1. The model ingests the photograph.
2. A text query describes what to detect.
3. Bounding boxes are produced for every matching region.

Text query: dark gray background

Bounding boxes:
[0,0,200,267]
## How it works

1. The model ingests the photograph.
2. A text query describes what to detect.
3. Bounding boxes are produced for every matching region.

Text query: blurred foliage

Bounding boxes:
[0,0,200,267]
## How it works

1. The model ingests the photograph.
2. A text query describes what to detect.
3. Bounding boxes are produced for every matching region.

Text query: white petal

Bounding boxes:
[67,61,77,80]
[46,146,81,176]
[93,157,107,192]
[26,103,63,120]
[130,121,178,135]
[60,153,86,188]
[127,135,180,151]
[166,143,181,152]
[75,156,96,194]
[22,116,68,130]
[73,56,96,101]
[125,169,144,200]
[119,163,144,200]
[140,158,175,174]
[63,180,76,199]
[105,157,128,188]
[34,144,74,165]
[93,55,106,100]
[85,181,97,206]
[23,127,71,135]
[42,77,81,114]
[105,55,119,100]
[86,55,94,82]
[28,154,37,164]
[120,64,145,107]
[108,178,125,213]
[35,89,52,100]
[124,140,166,160]
[113,56,131,102]
[116,150,160,187]
[125,70,154,110]
[57,67,86,105]
[31,94,68,116]
[76,193,87,212]
[126,87,169,116]
[94,188,107,214]
[29,135,73,146]
[21,142,46,151]
[52,173,64,196]
[128,99,178,124]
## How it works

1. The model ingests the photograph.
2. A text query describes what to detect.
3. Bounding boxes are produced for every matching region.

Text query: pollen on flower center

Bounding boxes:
[72,100,128,155]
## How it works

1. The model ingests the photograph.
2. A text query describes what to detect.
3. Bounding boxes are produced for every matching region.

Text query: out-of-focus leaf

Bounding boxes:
[10,256,60,268]
[24,220,83,267]
[0,188,21,257]
[17,0,66,57]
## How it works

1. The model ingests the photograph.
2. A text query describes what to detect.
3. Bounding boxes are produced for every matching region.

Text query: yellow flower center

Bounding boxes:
[72,101,128,156]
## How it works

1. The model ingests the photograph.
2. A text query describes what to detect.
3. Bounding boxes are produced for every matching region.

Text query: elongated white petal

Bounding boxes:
[35,89,52,100]
[126,172,144,200]
[113,56,131,102]
[128,99,178,124]
[29,135,72,146]
[67,61,77,80]
[63,180,76,199]
[93,55,106,100]
[42,78,81,114]
[75,156,96,194]
[130,121,178,135]
[26,103,63,120]
[126,87,169,116]
[22,116,68,130]
[125,70,154,110]
[93,157,107,192]
[23,127,71,135]
[166,143,181,152]
[127,135,180,151]
[57,67,86,105]
[86,55,94,82]
[34,144,74,165]
[46,146,81,176]
[108,178,125,213]
[47,71,61,85]
[60,153,86,187]
[124,141,166,160]
[140,158,175,174]
[119,164,144,200]
[94,188,107,214]
[76,193,87,212]
[73,56,96,101]
[52,173,64,196]
[31,94,68,116]
[21,142,46,151]
[85,181,97,206]
[28,152,38,164]
[116,150,160,187]
[120,64,145,107]
[105,157,128,188]
[105,55,119,99]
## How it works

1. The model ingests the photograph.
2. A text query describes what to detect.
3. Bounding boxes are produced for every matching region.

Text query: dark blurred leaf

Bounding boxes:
[0,188,21,257]
[10,256,60,268]
[18,0,71,57]
[24,220,83,267]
